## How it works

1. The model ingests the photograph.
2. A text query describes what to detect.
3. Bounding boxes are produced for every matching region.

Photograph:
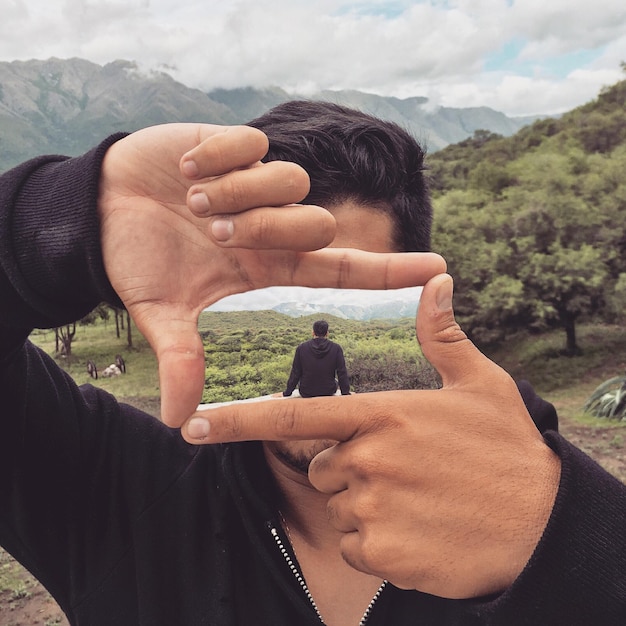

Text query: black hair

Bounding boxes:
[313,320,329,336]
[247,100,432,252]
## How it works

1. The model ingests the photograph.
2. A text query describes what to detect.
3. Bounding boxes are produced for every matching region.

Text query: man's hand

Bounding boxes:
[98,123,445,425]
[183,273,561,599]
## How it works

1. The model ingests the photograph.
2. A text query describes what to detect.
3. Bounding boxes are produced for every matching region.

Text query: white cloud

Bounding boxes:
[0,0,625,116]
[207,286,423,312]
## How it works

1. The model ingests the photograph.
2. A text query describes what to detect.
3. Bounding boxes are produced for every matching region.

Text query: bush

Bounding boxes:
[583,374,626,420]
[348,352,441,392]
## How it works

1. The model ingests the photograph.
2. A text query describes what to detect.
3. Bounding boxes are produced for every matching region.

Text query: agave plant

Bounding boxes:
[583,374,626,420]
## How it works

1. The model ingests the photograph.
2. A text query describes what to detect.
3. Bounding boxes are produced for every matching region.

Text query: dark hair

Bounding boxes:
[313,320,329,336]
[247,100,432,252]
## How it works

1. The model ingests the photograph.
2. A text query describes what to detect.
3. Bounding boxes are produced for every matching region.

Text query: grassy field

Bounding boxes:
[28,321,162,416]
[1,319,625,625]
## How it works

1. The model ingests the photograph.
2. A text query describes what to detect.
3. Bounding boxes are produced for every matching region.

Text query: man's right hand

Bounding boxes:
[182,273,561,599]
[97,124,446,425]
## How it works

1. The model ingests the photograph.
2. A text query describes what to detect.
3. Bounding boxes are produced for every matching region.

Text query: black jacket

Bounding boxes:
[284,337,350,397]
[1,141,625,625]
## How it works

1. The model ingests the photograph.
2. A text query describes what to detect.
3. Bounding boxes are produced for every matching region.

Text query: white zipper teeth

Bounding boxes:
[270,525,387,626]
[359,580,387,626]
[271,527,326,623]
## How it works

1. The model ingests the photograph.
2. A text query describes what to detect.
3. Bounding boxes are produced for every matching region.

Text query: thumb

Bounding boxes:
[142,319,206,427]
[416,274,489,387]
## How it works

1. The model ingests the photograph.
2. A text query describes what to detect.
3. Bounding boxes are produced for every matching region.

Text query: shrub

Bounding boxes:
[583,374,626,420]
[348,352,441,392]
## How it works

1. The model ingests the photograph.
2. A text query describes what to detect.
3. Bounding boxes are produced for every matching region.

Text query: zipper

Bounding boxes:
[270,525,387,625]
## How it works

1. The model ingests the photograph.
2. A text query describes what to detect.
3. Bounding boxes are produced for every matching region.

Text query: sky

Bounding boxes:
[2,0,624,313]
[205,286,423,314]
[1,0,625,118]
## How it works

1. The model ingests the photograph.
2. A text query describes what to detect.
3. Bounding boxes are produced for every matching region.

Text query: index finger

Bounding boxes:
[257,249,447,292]
[183,394,373,444]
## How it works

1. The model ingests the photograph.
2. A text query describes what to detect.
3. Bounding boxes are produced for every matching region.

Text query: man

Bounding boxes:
[1,102,624,625]
[282,320,350,398]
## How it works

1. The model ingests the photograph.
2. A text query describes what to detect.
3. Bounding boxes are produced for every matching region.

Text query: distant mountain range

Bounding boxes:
[0,57,543,172]
[272,300,418,321]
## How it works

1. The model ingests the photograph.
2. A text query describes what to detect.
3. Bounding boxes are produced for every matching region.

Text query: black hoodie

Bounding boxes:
[283,336,350,397]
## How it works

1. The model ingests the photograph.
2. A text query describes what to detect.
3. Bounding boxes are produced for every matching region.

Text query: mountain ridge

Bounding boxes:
[272,300,418,321]
[0,57,544,172]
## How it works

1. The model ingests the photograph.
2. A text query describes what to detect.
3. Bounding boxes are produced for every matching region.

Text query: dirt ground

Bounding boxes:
[1,404,624,625]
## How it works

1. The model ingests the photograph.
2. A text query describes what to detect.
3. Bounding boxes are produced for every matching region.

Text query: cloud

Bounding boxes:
[207,286,423,312]
[0,0,625,116]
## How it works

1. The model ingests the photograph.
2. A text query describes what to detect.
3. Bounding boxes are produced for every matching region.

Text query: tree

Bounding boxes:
[517,244,607,354]
[55,323,76,357]
[433,148,611,353]
[110,305,133,348]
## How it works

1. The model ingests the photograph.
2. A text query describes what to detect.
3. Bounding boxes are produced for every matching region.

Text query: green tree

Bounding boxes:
[433,148,612,353]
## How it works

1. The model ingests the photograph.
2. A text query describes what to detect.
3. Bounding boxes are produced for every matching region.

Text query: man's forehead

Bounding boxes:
[328,201,395,253]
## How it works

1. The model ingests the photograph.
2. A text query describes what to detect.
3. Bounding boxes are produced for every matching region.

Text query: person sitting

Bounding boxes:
[282,320,350,398]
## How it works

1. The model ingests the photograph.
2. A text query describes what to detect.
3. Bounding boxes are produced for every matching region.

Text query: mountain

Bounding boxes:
[0,57,542,172]
[272,300,418,320]
[0,58,238,172]
[209,86,537,152]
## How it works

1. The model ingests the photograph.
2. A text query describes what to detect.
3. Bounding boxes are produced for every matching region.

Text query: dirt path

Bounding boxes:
[559,416,626,483]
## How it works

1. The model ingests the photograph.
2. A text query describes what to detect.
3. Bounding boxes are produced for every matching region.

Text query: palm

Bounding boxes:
[97,125,302,423]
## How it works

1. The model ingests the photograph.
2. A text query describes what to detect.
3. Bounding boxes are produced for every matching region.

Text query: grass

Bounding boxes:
[27,317,626,427]
[0,550,27,597]
[485,323,626,417]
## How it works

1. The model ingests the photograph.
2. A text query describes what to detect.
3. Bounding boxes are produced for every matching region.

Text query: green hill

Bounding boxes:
[426,74,626,355]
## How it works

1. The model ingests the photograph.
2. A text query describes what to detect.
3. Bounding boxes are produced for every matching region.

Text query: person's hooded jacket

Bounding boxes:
[283,336,350,397]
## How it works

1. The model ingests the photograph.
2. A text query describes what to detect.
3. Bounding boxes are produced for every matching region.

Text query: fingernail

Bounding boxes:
[181,158,199,179]
[189,191,210,214]
[211,219,234,242]
[187,417,210,440]
[436,275,453,311]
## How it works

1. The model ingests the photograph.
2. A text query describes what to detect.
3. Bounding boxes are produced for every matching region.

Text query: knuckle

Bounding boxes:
[219,175,247,212]
[218,412,244,440]
[273,161,310,200]
[269,403,298,439]
[352,490,379,522]
[346,448,383,480]
[336,252,352,289]
[433,320,468,345]
[246,213,274,245]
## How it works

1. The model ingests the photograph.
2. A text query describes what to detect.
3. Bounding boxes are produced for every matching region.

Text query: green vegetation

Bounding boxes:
[199,311,435,402]
[0,549,32,601]
[30,319,160,403]
[27,308,626,429]
[583,374,626,421]
[428,74,626,355]
[29,312,437,410]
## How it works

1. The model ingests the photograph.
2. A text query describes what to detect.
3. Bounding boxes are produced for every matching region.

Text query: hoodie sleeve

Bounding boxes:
[0,139,204,617]
[284,344,303,396]
[461,432,626,625]
[516,379,558,433]
[0,134,126,336]
[335,344,350,395]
